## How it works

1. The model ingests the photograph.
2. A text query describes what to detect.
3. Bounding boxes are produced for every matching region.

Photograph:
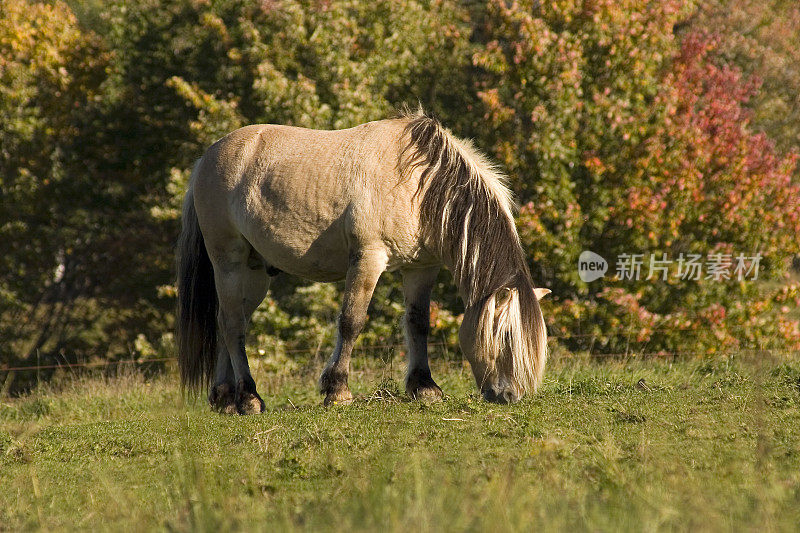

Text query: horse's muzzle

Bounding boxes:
[481,387,520,404]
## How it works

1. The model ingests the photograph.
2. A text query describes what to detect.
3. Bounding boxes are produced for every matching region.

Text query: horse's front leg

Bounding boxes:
[401,267,443,402]
[319,249,387,406]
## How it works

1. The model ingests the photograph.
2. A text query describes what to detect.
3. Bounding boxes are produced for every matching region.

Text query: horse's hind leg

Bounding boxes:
[208,345,237,414]
[319,249,387,405]
[210,241,270,414]
[401,267,443,402]
[209,258,271,414]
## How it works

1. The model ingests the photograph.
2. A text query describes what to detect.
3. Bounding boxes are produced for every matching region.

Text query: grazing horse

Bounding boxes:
[177,109,549,414]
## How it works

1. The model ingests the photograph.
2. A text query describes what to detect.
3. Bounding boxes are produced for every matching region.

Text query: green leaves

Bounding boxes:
[2,0,798,372]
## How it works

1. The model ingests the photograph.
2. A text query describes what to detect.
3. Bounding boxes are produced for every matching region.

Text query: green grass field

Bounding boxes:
[2,352,799,531]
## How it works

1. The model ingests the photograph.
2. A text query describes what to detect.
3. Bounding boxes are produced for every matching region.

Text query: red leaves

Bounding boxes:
[660,30,800,248]
[471,2,800,352]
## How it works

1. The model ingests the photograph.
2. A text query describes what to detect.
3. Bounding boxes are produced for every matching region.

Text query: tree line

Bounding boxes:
[2,0,798,387]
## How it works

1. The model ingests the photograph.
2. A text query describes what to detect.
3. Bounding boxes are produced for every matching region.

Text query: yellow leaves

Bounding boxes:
[227,48,242,62]
[157,285,177,298]
[0,0,100,112]
[1,0,80,58]
[476,89,514,125]
[472,40,508,75]
[199,12,229,43]
[166,76,205,109]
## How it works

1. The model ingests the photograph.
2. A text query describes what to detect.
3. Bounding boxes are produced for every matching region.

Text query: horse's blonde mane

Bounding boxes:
[399,108,521,301]
[399,108,547,393]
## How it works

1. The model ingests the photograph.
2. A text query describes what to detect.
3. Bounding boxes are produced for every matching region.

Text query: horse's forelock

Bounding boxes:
[509,276,547,392]
[474,276,547,394]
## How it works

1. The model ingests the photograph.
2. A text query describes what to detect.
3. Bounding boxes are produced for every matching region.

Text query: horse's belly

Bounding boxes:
[240,210,351,282]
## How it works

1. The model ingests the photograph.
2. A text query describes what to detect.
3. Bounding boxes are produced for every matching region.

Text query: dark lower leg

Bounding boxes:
[402,267,443,401]
[319,317,360,405]
[209,346,237,414]
[319,250,386,405]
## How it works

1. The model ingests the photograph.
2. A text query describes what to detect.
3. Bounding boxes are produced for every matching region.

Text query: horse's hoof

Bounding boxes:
[409,385,443,403]
[319,367,352,406]
[406,369,443,403]
[236,379,265,415]
[323,388,353,407]
[237,392,265,415]
[209,383,238,414]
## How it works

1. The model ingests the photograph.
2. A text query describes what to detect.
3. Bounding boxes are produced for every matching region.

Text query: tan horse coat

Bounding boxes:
[177,111,547,413]
[193,120,434,282]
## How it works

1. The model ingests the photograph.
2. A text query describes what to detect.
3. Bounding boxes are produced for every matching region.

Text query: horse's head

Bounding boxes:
[459,280,549,403]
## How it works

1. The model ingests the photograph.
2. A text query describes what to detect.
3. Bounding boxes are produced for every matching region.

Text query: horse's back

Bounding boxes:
[191,120,427,281]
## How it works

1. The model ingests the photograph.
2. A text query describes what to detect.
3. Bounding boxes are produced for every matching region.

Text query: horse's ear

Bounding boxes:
[533,288,551,301]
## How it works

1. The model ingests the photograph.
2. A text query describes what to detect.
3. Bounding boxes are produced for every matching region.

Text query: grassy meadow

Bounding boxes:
[1,351,799,531]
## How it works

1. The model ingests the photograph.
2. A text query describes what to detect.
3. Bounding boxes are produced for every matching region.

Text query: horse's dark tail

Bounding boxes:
[176,163,217,395]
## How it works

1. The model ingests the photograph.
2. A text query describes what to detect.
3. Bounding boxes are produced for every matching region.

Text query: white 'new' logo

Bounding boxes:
[578,251,607,282]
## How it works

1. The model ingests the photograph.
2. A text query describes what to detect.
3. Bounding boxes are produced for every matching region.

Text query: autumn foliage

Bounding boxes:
[1,0,799,371]
[468,1,800,353]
